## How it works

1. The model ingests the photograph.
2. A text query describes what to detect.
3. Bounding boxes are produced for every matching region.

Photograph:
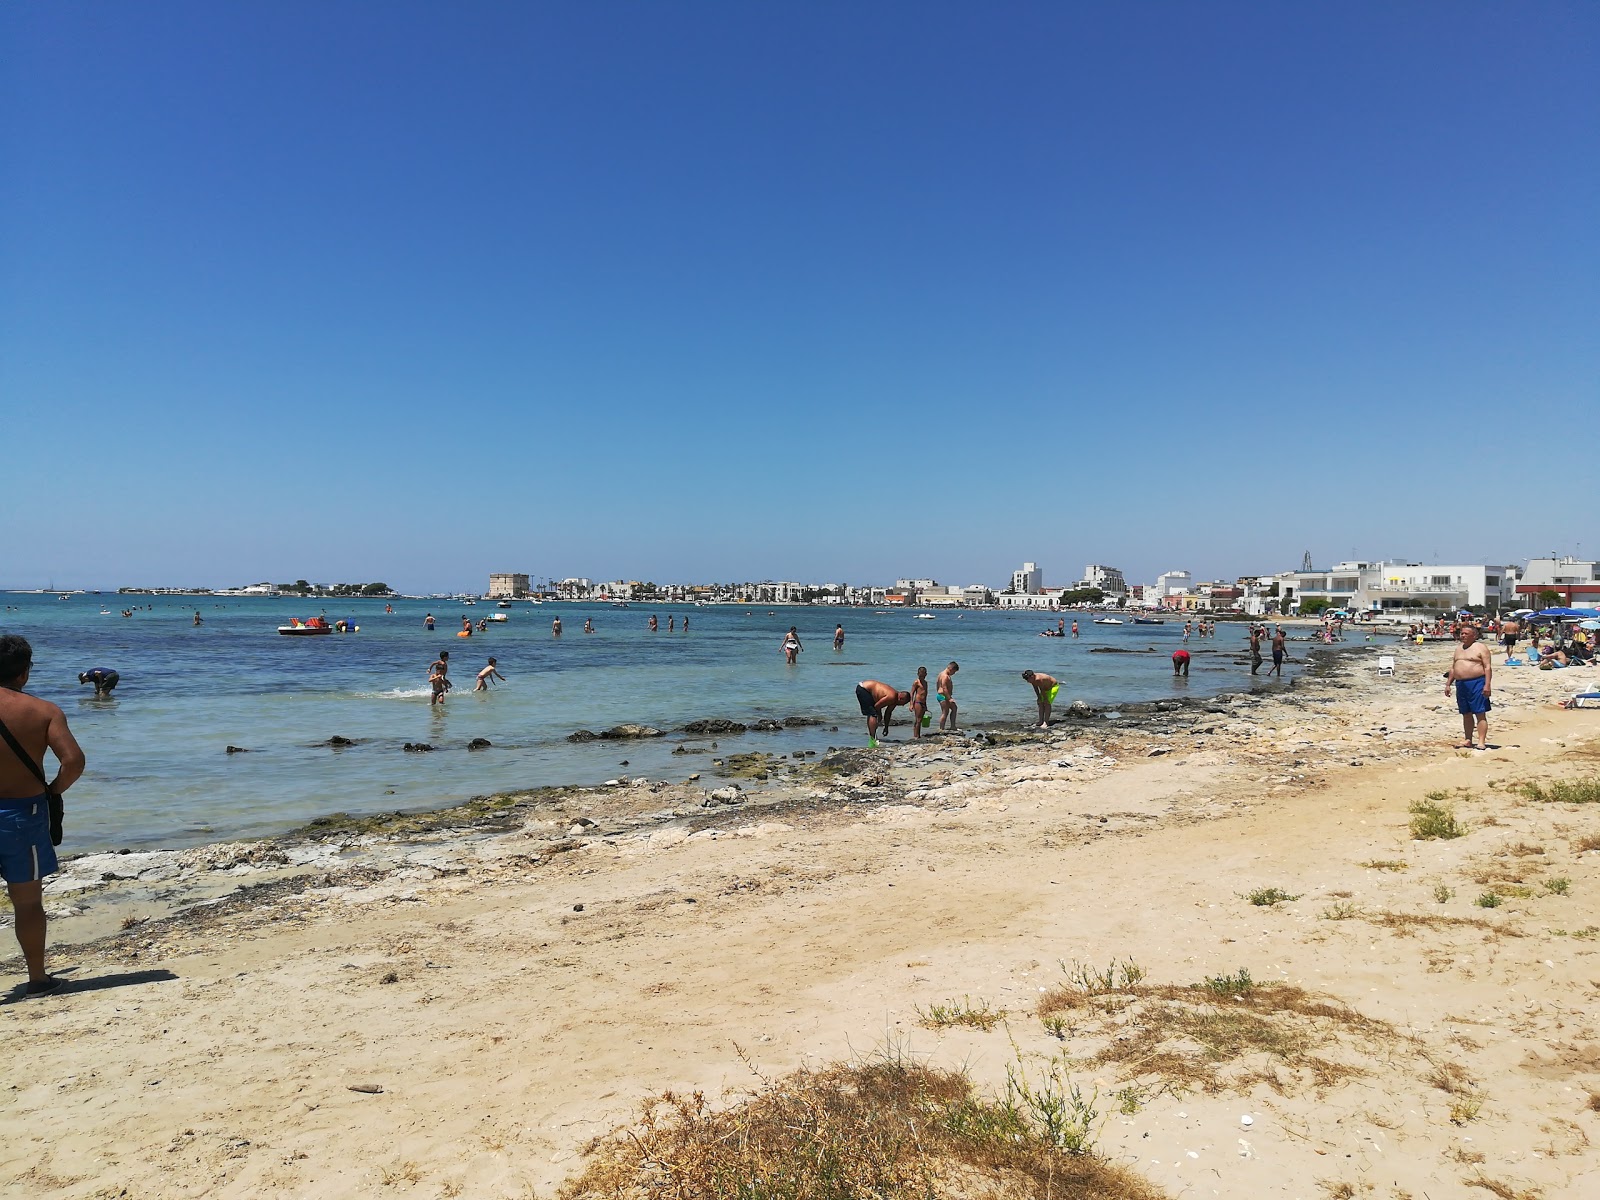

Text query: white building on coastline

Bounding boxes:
[1153,570,1191,598]
[1010,562,1042,594]
[1284,561,1510,615]
[1078,564,1128,598]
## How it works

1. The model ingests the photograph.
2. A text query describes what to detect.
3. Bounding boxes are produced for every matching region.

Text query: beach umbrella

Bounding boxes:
[1534,607,1598,619]
[1581,619,1600,630]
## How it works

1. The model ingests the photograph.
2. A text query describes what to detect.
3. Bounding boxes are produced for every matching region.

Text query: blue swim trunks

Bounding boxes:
[1454,676,1491,715]
[0,796,58,884]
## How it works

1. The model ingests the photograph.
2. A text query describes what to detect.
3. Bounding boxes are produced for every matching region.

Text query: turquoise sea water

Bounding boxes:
[3,594,1314,851]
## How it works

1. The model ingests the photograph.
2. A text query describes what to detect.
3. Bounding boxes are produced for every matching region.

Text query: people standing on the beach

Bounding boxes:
[553,616,562,635]
[854,679,909,747]
[473,657,505,692]
[1021,670,1058,728]
[834,624,845,650]
[582,617,592,634]
[1446,625,1493,750]
[910,667,929,739]
[936,662,959,730]
[1268,626,1286,676]
[1172,648,1190,676]
[425,613,435,630]
[1249,626,1264,675]
[781,626,803,665]
[77,668,119,697]
[649,615,658,632]
[1500,616,1520,661]
[429,650,451,705]
[1,635,87,996]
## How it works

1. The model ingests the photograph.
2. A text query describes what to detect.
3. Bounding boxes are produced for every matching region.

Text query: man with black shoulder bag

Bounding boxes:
[0,635,86,996]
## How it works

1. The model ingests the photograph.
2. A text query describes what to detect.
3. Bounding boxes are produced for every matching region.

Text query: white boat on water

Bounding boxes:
[1093,617,1124,625]
[913,613,936,619]
[486,613,509,623]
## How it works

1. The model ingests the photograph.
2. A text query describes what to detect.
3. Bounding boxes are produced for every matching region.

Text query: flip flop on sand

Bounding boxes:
[25,976,62,997]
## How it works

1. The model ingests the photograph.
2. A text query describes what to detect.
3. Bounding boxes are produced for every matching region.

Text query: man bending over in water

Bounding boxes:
[1446,625,1493,750]
[935,662,959,730]
[474,657,505,691]
[78,668,119,697]
[1021,670,1058,728]
[855,679,910,748]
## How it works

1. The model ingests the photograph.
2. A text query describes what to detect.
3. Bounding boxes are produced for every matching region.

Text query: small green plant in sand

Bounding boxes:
[1042,1013,1074,1041]
[1476,891,1502,909]
[1434,884,1455,903]
[1112,1084,1146,1115]
[1321,902,1359,921]
[918,997,1004,1032]
[1244,887,1301,907]
[1201,968,1255,997]
[1065,959,1146,994]
[1543,877,1571,896]
[1497,884,1534,899]
[1449,1092,1485,1125]
[559,1047,1167,1200]
[1359,859,1408,871]
[1410,795,1466,840]
[1550,925,1599,939]
[1509,776,1600,805]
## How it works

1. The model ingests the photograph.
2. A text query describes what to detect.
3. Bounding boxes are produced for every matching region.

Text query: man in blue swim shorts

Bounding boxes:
[1445,625,1493,750]
[0,635,87,995]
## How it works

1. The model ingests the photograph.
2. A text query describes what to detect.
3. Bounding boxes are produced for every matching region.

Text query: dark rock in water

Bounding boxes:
[567,730,599,742]
[682,718,747,736]
[225,745,249,754]
[468,738,492,750]
[751,719,784,732]
[325,736,357,748]
[1088,647,1152,654]
[783,715,824,727]
[601,724,663,740]
[403,742,434,753]
[618,759,629,766]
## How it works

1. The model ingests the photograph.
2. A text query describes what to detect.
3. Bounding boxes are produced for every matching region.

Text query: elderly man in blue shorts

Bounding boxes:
[1445,624,1493,750]
[0,635,87,995]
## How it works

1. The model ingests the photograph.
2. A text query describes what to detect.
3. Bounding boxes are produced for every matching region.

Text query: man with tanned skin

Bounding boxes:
[910,666,929,739]
[1021,669,1059,728]
[1249,625,1264,675]
[1499,616,1520,662]
[935,661,959,730]
[1268,626,1287,676]
[854,679,910,747]
[0,635,87,995]
[1446,625,1493,750]
[834,624,845,651]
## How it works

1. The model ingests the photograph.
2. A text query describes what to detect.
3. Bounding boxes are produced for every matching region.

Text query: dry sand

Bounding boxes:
[5,642,1600,1199]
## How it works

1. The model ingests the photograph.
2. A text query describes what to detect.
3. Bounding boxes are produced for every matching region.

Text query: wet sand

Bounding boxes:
[5,642,1600,1198]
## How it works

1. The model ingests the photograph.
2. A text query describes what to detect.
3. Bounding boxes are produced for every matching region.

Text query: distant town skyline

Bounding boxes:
[5,6,1595,591]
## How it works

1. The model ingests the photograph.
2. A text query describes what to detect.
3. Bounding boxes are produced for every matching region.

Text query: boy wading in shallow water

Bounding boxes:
[0,635,87,996]
[429,651,451,704]
[1446,625,1493,750]
[910,667,929,738]
[935,662,958,730]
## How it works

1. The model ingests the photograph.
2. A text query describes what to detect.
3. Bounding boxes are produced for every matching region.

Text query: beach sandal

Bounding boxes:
[26,975,62,996]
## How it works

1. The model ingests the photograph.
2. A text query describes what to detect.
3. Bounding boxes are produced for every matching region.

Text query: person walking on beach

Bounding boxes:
[473,657,505,692]
[0,635,87,996]
[429,650,451,705]
[1446,625,1493,750]
[77,668,119,697]
[1022,670,1059,728]
[834,624,845,651]
[854,679,910,747]
[1268,626,1286,676]
[1249,626,1264,675]
[936,662,959,730]
[781,627,803,665]
[910,667,929,739]
[1500,616,1520,661]
[1172,648,1190,676]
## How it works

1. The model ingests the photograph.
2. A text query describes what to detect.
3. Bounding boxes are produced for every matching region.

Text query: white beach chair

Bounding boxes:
[1376,656,1396,677]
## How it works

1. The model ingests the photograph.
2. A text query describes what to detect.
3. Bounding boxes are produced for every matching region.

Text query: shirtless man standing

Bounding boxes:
[910,667,929,739]
[1446,625,1493,750]
[0,635,87,995]
[935,661,959,730]
[1249,626,1264,675]
[1268,626,1287,676]
[553,616,562,636]
[833,624,845,651]
[854,679,910,747]
[1021,669,1059,728]
[1499,616,1521,662]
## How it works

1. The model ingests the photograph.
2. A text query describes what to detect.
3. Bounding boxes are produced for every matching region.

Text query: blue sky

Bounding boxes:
[4,2,1596,592]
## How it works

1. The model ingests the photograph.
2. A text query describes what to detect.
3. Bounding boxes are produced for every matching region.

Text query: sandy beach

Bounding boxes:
[5,642,1600,1199]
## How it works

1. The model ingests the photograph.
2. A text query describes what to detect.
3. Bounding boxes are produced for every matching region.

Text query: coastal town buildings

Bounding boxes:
[1282,561,1512,616]
[1010,562,1043,594]
[1515,556,1600,607]
[488,573,530,599]
[1078,564,1128,599]
[1153,570,1191,598]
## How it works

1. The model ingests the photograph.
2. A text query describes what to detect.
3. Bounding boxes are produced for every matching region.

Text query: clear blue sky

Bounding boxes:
[4,2,1595,592]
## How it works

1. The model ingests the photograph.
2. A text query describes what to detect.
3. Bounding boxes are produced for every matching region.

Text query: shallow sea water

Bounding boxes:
[2,594,1324,850]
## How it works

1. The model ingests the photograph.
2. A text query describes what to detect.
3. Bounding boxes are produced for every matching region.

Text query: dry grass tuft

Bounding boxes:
[1464,1174,1542,1199]
[1363,910,1516,937]
[1359,859,1408,871]
[1574,834,1600,853]
[559,1053,1170,1200]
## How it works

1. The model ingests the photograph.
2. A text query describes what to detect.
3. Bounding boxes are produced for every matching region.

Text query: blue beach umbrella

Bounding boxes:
[1535,607,1599,619]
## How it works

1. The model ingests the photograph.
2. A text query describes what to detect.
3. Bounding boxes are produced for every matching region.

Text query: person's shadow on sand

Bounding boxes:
[1,968,176,1003]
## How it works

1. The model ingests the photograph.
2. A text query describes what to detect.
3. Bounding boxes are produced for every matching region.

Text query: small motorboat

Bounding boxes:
[1132,617,1165,625]
[914,613,936,620]
[486,613,509,623]
[1093,617,1124,625]
[279,617,358,635]
[497,600,513,608]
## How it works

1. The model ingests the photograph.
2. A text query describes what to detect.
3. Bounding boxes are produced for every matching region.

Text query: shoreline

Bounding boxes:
[6,640,1598,1197]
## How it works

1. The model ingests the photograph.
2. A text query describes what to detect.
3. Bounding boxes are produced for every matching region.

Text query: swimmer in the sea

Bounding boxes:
[473,657,505,691]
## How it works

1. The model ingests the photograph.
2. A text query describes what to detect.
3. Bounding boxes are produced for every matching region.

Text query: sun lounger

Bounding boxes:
[1376,656,1395,677]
